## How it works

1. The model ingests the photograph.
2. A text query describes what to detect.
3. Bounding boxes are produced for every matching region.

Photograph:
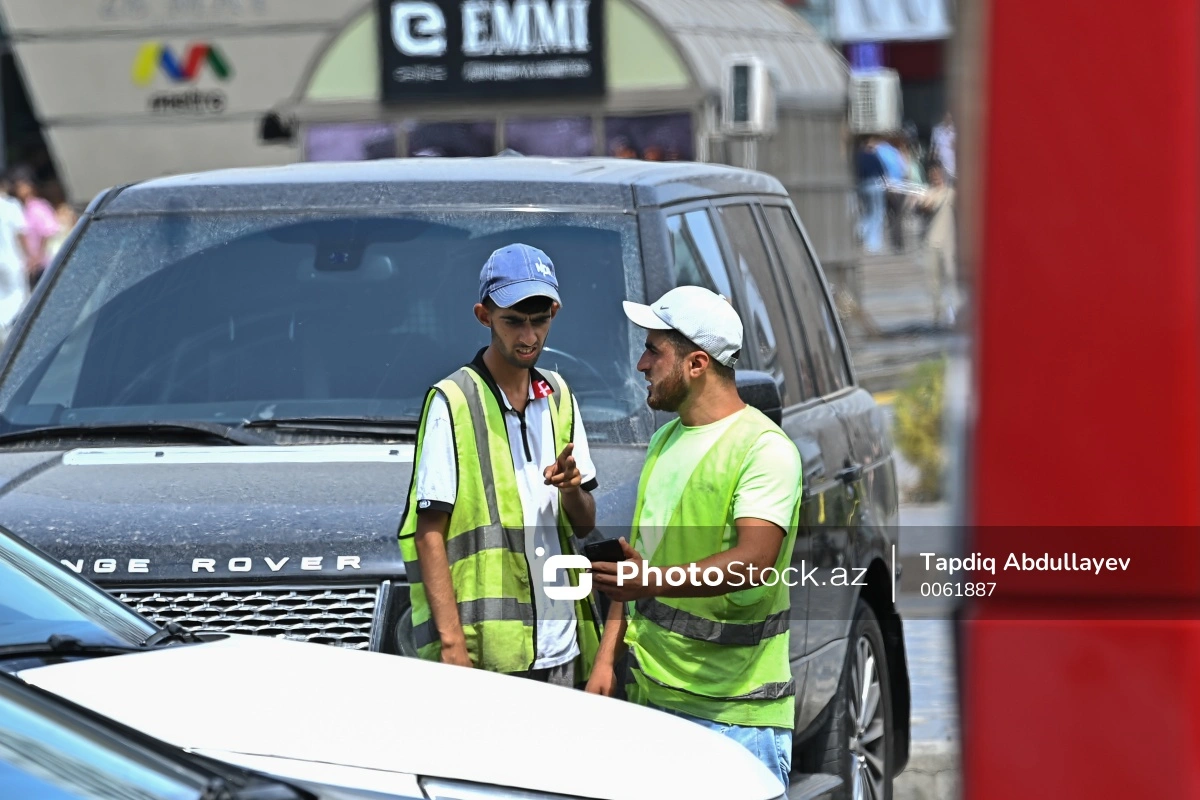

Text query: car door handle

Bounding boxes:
[837,463,863,484]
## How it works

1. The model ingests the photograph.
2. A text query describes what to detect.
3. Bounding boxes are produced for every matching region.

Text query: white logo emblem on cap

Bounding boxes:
[534,260,552,277]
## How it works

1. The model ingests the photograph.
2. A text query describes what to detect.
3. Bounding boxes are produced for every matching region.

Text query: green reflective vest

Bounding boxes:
[625,407,801,729]
[397,366,601,677]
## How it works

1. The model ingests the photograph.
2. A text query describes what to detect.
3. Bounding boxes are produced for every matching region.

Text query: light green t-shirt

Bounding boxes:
[629,407,804,728]
[636,407,803,559]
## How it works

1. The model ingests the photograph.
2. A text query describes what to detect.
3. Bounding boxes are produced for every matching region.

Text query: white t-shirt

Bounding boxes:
[0,196,28,328]
[932,123,956,177]
[415,366,598,670]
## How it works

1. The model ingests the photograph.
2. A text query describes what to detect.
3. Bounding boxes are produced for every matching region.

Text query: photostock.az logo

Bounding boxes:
[542,551,591,601]
[132,42,233,86]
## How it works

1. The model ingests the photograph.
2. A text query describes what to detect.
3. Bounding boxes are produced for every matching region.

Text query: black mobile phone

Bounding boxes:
[583,538,626,563]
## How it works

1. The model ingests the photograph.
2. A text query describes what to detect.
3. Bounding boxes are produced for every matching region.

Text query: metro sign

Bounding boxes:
[132,42,233,86]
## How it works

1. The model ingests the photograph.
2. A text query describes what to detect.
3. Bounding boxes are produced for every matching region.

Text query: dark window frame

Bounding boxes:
[706,197,810,407]
[747,201,824,403]
[758,199,857,395]
[661,203,742,306]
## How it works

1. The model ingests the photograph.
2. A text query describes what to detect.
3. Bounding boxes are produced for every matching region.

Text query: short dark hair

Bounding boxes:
[7,166,34,186]
[484,295,555,315]
[661,329,736,384]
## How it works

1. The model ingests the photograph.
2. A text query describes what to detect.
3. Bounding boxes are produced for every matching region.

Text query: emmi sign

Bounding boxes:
[392,0,593,57]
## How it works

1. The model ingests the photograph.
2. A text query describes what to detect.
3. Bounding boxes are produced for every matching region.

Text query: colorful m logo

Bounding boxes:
[132,42,233,87]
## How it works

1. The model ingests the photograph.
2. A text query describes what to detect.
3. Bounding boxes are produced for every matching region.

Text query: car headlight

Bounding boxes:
[420,777,581,800]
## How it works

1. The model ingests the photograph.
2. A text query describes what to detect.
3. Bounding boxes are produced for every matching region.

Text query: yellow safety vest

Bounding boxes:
[398,366,601,676]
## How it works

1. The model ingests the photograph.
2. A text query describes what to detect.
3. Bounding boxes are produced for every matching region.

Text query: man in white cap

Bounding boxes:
[588,285,803,789]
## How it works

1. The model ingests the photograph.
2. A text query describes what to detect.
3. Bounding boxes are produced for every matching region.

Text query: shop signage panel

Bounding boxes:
[377,0,606,100]
[834,0,951,43]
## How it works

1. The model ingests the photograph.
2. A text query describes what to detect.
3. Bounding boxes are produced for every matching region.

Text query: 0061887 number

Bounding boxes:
[920,582,997,597]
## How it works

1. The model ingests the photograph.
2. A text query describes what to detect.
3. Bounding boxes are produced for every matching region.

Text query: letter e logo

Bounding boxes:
[392,1,447,57]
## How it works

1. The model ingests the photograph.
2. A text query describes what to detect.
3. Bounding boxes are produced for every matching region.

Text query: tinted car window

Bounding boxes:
[762,206,853,394]
[0,681,203,800]
[0,532,155,648]
[665,210,735,300]
[0,212,648,443]
[715,204,804,405]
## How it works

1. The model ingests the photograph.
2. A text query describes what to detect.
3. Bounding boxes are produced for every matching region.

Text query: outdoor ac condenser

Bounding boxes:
[850,70,902,133]
[722,56,776,136]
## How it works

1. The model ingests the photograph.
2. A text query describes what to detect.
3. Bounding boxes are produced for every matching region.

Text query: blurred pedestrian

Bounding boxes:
[41,179,77,265]
[932,112,956,182]
[0,174,28,341]
[916,162,959,326]
[611,137,638,159]
[900,139,925,186]
[875,137,908,252]
[855,136,886,253]
[903,120,924,162]
[11,167,59,290]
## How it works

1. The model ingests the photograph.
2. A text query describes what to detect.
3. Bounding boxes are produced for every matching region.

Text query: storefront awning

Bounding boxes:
[270,0,847,124]
[629,0,848,111]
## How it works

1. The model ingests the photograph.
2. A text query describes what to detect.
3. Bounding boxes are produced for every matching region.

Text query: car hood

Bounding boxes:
[17,635,783,800]
[0,444,645,585]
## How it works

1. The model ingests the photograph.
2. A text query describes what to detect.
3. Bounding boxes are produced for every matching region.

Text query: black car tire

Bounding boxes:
[797,599,894,800]
[396,605,419,658]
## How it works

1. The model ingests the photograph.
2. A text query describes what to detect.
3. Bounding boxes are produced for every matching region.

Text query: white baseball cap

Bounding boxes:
[622,286,744,368]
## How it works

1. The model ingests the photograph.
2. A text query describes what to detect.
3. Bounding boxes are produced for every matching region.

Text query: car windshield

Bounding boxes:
[0,209,651,443]
[0,530,155,649]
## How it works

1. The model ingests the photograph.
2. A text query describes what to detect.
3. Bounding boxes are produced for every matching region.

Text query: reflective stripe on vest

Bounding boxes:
[628,648,796,701]
[633,597,790,646]
[411,597,534,650]
[404,524,524,585]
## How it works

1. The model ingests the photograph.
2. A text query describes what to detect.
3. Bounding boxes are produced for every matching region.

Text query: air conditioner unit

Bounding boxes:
[850,70,902,134]
[722,56,776,135]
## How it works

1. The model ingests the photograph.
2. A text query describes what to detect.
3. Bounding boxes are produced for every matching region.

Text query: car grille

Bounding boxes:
[115,586,379,650]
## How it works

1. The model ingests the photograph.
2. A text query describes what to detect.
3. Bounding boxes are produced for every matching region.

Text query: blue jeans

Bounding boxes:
[651,705,792,790]
[858,180,886,253]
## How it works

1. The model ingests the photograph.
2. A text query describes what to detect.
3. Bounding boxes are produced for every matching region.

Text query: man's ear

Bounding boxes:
[473,303,491,328]
[687,350,711,377]
[549,301,560,319]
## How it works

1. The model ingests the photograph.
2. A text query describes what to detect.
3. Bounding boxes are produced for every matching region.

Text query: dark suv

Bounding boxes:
[0,157,908,798]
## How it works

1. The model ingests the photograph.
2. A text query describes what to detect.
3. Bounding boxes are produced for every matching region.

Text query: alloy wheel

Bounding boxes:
[848,634,886,800]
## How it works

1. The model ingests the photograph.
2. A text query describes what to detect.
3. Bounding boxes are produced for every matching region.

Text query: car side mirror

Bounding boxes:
[736,370,783,425]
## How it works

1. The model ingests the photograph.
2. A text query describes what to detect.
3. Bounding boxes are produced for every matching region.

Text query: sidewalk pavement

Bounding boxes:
[839,250,964,796]
[894,502,961,800]
[840,249,967,395]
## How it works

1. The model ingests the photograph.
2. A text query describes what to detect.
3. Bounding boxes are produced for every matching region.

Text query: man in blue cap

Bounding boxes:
[398,243,603,686]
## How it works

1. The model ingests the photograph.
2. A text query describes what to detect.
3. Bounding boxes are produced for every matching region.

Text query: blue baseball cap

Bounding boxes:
[479,243,562,308]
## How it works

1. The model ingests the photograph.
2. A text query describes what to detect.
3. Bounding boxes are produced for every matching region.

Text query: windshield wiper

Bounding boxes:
[140,622,204,648]
[242,416,419,437]
[0,634,148,661]
[0,420,273,447]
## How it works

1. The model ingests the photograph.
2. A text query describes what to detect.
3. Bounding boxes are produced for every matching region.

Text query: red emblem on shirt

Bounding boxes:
[533,380,554,399]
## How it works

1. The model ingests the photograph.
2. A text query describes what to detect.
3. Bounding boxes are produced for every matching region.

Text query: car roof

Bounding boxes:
[94,157,789,215]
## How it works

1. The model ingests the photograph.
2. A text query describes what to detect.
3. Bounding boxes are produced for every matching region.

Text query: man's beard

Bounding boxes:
[647,362,688,411]
[497,338,541,370]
